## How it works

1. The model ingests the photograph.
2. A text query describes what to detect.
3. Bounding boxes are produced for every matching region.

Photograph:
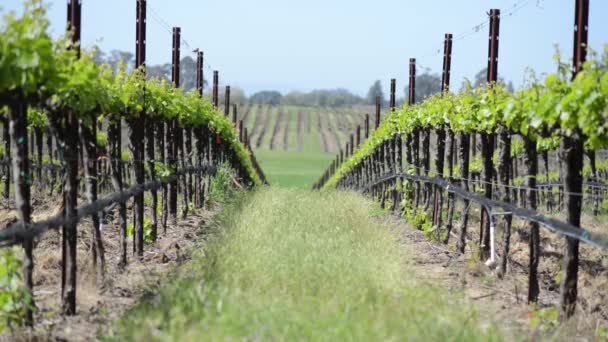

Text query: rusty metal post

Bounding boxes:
[442,33,453,93]
[238,119,244,143]
[409,58,416,105]
[390,79,396,111]
[67,0,82,56]
[487,9,500,85]
[572,0,589,75]
[364,114,370,139]
[172,27,181,88]
[224,86,231,116]
[232,104,238,125]
[375,96,381,129]
[136,0,146,69]
[212,71,219,107]
[196,51,204,97]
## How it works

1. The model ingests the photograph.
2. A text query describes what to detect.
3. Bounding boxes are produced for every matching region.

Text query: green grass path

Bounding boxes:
[255,149,333,188]
[106,189,500,341]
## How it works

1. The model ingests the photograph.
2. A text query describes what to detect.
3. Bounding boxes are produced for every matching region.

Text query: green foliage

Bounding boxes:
[0,3,260,185]
[126,217,154,244]
[323,49,608,191]
[26,107,47,128]
[96,131,107,149]
[402,205,441,241]
[0,0,57,97]
[0,248,35,333]
[207,164,236,206]
[529,307,559,332]
[597,326,608,340]
[120,150,130,162]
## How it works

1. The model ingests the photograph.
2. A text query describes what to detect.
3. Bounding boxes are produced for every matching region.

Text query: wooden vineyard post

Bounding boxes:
[364,114,370,140]
[356,125,361,147]
[479,9,500,261]
[560,0,588,320]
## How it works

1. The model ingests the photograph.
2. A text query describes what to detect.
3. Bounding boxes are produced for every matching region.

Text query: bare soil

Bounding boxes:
[270,109,286,151]
[316,112,329,153]
[318,111,339,153]
[378,204,608,341]
[296,111,304,151]
[255,105,271,149]
[0,192,218,342]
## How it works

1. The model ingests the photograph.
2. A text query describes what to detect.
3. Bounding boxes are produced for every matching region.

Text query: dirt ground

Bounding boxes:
[0,192,218,342]
[378,209,608,341]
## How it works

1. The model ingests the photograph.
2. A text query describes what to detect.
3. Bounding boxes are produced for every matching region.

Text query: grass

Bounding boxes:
[255,149,333,188]
[246,105,337,188]
[245,105,400,188]
[104,188,501,341]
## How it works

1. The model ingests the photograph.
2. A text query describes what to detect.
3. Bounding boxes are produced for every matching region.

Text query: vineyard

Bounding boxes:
[1,0,608,340]
[315,2,608,334]
[239,104,373,186]
[0,0,265,337]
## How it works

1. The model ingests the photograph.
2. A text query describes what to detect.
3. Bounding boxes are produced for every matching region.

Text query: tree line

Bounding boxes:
[96,49,513,108]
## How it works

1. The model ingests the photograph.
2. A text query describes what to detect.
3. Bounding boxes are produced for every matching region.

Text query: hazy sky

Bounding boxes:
[3,0,608,97]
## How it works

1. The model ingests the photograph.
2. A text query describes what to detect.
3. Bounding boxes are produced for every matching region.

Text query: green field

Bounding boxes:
[107,189,499,341]
[245,105,371,188]
[255,149,333,187]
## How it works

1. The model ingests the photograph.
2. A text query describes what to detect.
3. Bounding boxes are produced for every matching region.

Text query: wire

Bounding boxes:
[147,1,226,81]
[416,0,543,70]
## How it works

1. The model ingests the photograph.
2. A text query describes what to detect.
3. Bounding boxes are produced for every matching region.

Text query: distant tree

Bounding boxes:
[465,67,514,92]
[281,91,306,106]
[250,91,282,106]
[366,80,384,105]
[147,63,171,82]
[219,86,247,105]
[145,56,202,91]
[179,56,197,91]
[91,48,209,90]
[107,50,134,73]
[281,89,364,107]
[404,71,442,103]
